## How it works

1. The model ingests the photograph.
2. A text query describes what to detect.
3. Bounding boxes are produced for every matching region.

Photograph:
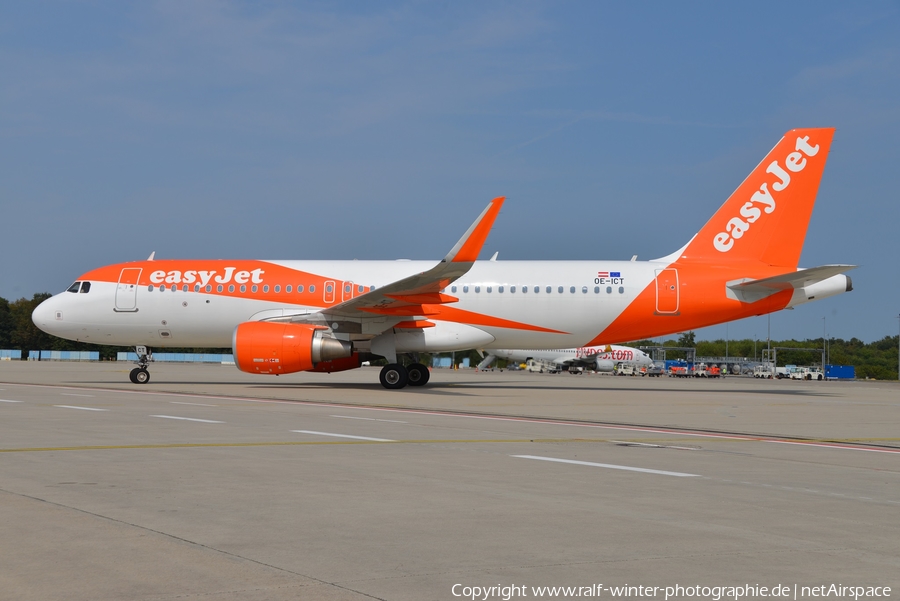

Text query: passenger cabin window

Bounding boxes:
[451,285,457,293]
[582,286,588,294]
[357,285,364,293]
[217,285,223,292]
[522,286,527,293]
[618,286,624,294]
[486,286,492,293]
[263,285,269,293]
[510,286,516,293]
[240,285,246,293]
[474,286,480,293]
[194,284,201,292]
[275,285,281,293]
[534,286,540,293]
[67,282,81,293]
[498,285,504,293]
[147,285,154,292]
[296,285,303,293]
[594,286,600,293]
[228,285,235,293]
[309,285,315,293]
[206,285,212,292]
[570,286,576,294]
[545,286,551,293]
[182,284,188,292]
[80,282,91,293]
[286,285,292,293]
[558,286,564,294]
[606,286,612,294]
[463,285,469,293]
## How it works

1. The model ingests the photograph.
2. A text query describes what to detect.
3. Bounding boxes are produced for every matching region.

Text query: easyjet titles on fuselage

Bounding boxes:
[148,267,266,287]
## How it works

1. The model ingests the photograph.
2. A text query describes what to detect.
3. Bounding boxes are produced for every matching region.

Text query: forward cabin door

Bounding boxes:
[115,268,142,312]
[654,268,679,314]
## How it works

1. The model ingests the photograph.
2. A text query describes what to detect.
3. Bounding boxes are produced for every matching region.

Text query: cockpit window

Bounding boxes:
[80,282,91,293]
[67,282,81,293]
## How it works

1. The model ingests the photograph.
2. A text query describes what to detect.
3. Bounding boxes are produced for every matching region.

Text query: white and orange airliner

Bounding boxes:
[33,128,854,389]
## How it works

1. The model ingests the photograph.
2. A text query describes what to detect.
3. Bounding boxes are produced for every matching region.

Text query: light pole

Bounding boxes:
[897,314,899,381]
[822,316,826,371]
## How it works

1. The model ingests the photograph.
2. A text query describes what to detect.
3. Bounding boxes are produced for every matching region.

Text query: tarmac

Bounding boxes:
[0,361,898,601]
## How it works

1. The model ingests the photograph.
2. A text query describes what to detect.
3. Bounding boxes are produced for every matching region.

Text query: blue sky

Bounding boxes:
[2,2,898,343]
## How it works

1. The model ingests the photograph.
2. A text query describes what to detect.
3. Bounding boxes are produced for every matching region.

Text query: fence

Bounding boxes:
[117,352,235,364]
[28,351,99,361]
[0,350,22,360]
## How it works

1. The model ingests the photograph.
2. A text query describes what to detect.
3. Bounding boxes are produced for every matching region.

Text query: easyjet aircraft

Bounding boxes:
[481,345,655,373]
[33,128,854,389]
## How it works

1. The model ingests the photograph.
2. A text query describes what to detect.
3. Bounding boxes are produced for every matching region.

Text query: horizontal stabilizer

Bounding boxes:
[726,264,856,303]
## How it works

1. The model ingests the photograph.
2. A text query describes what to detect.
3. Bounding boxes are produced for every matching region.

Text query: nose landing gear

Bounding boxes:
[129,346,152,384]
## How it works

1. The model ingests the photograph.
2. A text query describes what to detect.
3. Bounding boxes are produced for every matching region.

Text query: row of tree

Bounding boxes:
[2,294,898,379]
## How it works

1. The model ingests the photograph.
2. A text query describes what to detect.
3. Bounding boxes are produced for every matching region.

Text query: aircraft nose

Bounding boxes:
[32,296,58,333]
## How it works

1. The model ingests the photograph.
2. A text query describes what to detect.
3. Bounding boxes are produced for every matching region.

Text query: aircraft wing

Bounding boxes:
[298,197,504,325]
[726,264,856,304]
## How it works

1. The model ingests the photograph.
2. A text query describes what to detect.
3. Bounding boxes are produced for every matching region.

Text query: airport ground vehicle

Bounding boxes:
[616,364,636,376]
[669,366,692,378]
[33,128,854,389]
[693,363,722,378]
[753,364,775,378]
[790,366,825,380]
[643,366,665,377]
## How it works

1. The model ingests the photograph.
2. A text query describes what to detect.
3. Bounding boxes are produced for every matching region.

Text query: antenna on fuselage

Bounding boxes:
[490,252,498,261]
[147,251,156,261]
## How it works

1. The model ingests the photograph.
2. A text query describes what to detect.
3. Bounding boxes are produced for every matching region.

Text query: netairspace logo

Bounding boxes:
[450,583,892,600]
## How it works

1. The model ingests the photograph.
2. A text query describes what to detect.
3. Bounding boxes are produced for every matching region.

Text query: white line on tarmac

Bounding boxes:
[512,454,702,477]
[150,415,224,424]
[610,440,700,451]
[54,405,108,412]
[4,382,899,455]
[170,401,218,407]
[60,393,95,398]
[291,430,394,442]
[0,399,23,403]
[330,415,407,424]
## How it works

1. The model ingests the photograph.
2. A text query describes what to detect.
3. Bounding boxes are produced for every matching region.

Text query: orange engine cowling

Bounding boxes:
[233,322,353,375]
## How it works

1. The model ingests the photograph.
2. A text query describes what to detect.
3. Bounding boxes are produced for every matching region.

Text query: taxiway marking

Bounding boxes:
[3,382,898,454]
[330,415,407,424]
[291,430,395,442]
[0,399,23,403]
[150,415,224,424]
[60,393,94,398]
[513,454,702,478]
[170,401,218,407]
[54,405,108,412]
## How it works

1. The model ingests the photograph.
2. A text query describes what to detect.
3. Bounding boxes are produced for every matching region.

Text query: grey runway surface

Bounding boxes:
[1,362,898,601]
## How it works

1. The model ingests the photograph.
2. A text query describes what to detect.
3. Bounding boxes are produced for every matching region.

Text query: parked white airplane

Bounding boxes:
[33,128,854,389]
[481,345,654,373]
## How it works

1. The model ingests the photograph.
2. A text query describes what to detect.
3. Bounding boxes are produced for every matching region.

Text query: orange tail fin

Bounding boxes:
[679,128,834,269]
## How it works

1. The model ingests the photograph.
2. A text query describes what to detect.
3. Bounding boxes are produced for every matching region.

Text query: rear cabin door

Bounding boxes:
[654,268,679,314]
[115,268,142,312]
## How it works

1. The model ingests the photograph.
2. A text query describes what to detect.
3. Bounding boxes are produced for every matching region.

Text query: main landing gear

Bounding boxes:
[129,346,152,385]
[379,362,430,390]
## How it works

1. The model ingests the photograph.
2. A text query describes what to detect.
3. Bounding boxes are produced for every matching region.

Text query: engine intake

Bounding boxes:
[233,322,353,375]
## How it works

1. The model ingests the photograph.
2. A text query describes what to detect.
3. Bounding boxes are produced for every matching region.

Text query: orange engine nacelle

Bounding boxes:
[233,322,353,375]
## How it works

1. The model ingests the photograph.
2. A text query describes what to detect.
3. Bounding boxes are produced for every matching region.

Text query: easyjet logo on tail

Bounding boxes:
[713,135,820,253]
